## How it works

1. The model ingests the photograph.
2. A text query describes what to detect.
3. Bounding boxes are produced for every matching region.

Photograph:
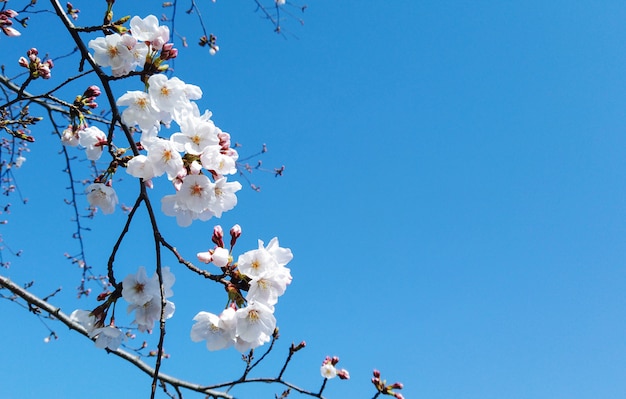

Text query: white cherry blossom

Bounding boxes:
[144,137,184,179]
[126,154,157,181]
[86,183,118,214]
[235,301,276,343]
[208,177,242,217]
[92,326,124,350]
[122,266,157,306]
[78,126,107,161]
[147,74,187,114]
[190,308,236,351]
[117,91,161,131]
[88,33,132,70]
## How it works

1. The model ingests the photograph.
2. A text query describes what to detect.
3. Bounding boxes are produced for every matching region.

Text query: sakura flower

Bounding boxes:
[190,308,236,351]
[61,126,80,147]
[170,113,219,155]
[126,154,157,181]
[162,194,191,226]
[265,237,294,267]
[177,174,215,213]
[147,74,187,114]
[88,33,132,70]
[235,301,276,344]
[123,266,176,331]
[92,326,124,350]
[122,266,157,306]
[117,91,161,131]
[86,183,118,214]
[78,126,107,161]
[200,145,238,175]
[246,270,289,311]
[128,297,175,332]
[237,241,279,279]
[197,246,230,266]
[207,177,242,217]
[211,246,230,267]
[321,363,337,379]
[144,137,184,179]
[234,332,270,353]
[130,15,170,49]
[69,309,96,335]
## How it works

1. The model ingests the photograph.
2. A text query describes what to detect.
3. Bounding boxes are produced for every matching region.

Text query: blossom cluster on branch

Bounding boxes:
[0,1,404,398]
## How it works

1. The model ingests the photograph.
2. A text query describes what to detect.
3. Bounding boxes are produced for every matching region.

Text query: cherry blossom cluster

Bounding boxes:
[18,48,54,80]
[88,15,174,77]
[69,308,125,350]
[320,356,350,380]
[0,9,20,37]
[83,15,242,225]
[69,266,176,350]
[191,225,293,352]
[122,266,176,332]
[371,369,405,399]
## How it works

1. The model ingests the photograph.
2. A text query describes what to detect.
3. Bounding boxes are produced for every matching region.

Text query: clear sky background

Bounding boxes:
[1,1,626,399]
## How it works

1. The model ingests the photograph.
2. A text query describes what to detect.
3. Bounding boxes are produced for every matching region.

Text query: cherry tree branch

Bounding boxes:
[0,274,233,399]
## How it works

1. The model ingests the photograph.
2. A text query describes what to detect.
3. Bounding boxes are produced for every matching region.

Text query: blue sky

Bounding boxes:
[1,1,626,398]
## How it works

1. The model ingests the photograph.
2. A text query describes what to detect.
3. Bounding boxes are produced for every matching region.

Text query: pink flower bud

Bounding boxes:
[391,382,404,390]
[197,251,212,264]
[212,225,224,247]
[18,57,28,68]
[337,369,350,380]
[229,224,242,247]
[84,85,101,98]
[394,394,405,399]
[2,10,18,18]
[2,26,20,37]
[373,369,381,378]
[331,356,340,365]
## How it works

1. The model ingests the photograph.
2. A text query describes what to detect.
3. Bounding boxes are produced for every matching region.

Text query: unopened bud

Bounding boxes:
[337,369,350,380]
[391,382,404,390]
[292,340,306,352]
[84,85,101,98]
[331,356,340,365]
[212,225,224,247]
[230,224,241,248]
[373,369,381,378]
[197,251,212,264]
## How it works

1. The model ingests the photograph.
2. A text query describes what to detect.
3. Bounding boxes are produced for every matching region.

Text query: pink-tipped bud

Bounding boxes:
[373,369,381,378]
[394,394,405,399]
[331,356,340,365]
[18,57,28,68]
[218,132,231,148]
[337,369,350,380]
[3,9,18,18]
[229,224,241,248]
[212,225,224,247]
[292,340,306,352]
[2,26,20,37]
[84,85,101,98]
[197,251,212,264]
[27,48,38,61]
[391,382,404,390]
